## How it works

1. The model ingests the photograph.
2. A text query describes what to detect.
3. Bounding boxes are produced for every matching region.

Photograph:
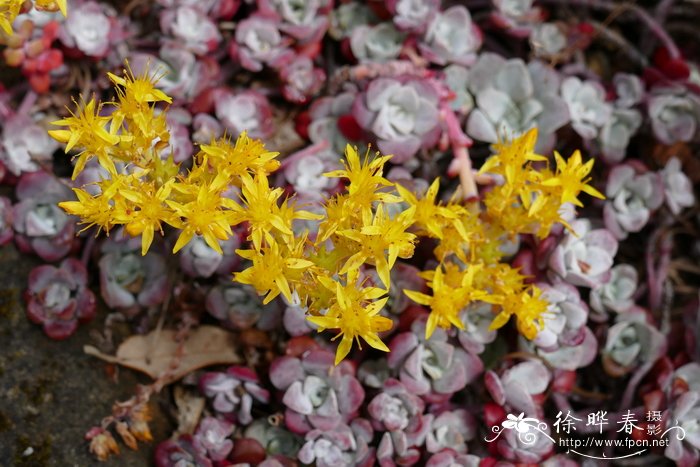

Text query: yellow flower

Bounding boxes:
[167,184,233,254]
[324,145,400,212]
[479,128,546,186]
[234,237,314,304]
[308,270,393,365]
[203,132,280,187]
[405,263,488,339]
[488,285,548,339]
[58,188,115,235]
[395,178,463,239]
[338,205,416,288]
[0,0,22,35]
[541,150,605,207]
[34,0,67,15]
[112,181,178,255]
[49,98,121,178]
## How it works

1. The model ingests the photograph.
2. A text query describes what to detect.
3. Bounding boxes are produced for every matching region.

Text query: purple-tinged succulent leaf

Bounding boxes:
[230,14,294,72]
[160,5,222,55]
[1,115,57,176]
[425,409,476,454]
[497,423,554,463]
[590,264,639,316]
[661,157,695,215]
[98,237,168,313]
[664,391,700,466]
[532,282,588,352]
[270,350,364,434]
[426,450,481,467]
[244,419,302,459]
[192,416,234,461]
[547,219,619,288]
[353,77,440,163]
[603,313,666,375]
[257,0,332,45]
[492,0,543,37]
[309,91,358,153]
[648,87,700,145]
[604,164,664,239]
[561,76,613,140]
[280,56,326,104]
[419,6,482,66]
[466,54,569,152]
[443,65,474,115]
[329,2,376,40]
[25,257,96,340]
[388,319,482,398]
[13,171,75,262]
[215,89,275,139]
[207,281,277,331]
[199,366,270,425]
[598,108,642,163]
[155,434,212,467]
[350,22,405,63]
[297,420,373,467]
[59,1,118,58]
[179,235,240,278]
[386,0,440,33]
[613,73,645,108]
[458,302,497,355]
[530,23,566,58]
[487,360,551,415]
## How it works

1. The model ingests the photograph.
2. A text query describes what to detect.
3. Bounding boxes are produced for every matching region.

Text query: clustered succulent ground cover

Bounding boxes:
[0,0,699,466]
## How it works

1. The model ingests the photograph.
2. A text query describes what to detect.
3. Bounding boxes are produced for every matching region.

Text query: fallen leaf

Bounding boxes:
[173,386,205,436]
[84,325,242,385]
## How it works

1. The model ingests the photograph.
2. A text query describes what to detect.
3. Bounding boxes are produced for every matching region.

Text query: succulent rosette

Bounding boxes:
[25,258,96,339]
[353,77,440,163]
[13,171,76,262]
[199,366,270,425]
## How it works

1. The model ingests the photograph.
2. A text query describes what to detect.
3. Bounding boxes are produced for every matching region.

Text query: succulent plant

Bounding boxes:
[297,420,374,467]
[13,171,76,262]
[155,435,212,467]
[199,366,271,425]
[648,87,700,145]
[206,281,278,331]
[466,54,570,151]
[496,422,554,464]
[308,90,359,154]
[529,23,566,59]
[443,65,474,115]
[279,56,326,104]
[387,319,482,399]
[485,360,551,415]
[192,417,234,462]
[1,114,58,176]
[215,89,275,139]
[369,378,431,466]
[603,164,664,240]
[613,73,645,108]
[386,0,439,33]
[350,22,405,63]
[25,258,96,339]
[161,5,222,55]
[130,45,220,101]
[602,313,666,377]
[270,349,365,434]
[179,235,240,278]
[597,108,642,162]
[425,409,476,454]
[329,2,376,40]
[548,219,619,288]
[664,391,700,467]
[590,264,639,316]
[244,419,302,460]
[660,157,695,215]
[353,77,440,163]
[59,1,117,58]
[491,0,543,37]
[419,6,482,66]
[257,0,332,45]
[426,450,481,467]
[98,237,168,313]
[230,14,293,71]
[561,76,613,140]
[457,302,497,355]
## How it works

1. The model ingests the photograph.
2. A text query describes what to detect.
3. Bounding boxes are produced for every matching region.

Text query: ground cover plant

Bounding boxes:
[0,0,699,465]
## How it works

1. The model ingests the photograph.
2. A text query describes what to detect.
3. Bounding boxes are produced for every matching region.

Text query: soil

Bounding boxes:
[0,243,173,467]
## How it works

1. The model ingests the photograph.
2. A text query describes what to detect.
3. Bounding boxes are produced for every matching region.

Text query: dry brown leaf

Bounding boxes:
[173,386,205,436]
[84,325,242,385]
